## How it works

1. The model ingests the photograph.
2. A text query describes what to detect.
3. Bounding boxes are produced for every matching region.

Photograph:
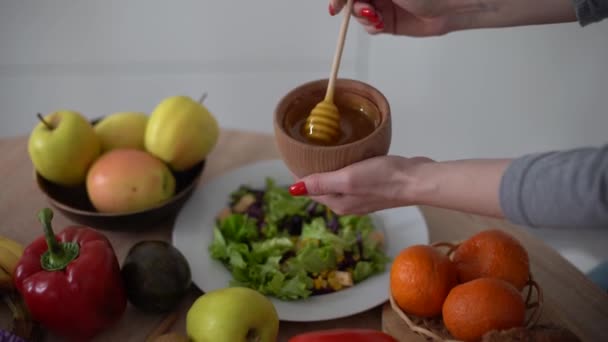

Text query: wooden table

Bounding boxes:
[1,129,607,342]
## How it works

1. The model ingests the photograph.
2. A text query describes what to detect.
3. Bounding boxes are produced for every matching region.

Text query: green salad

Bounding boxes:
[208,178,390,301]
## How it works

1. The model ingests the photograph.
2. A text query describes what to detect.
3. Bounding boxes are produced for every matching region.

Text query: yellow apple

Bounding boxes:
[86,149,176,213]
[94,112,148,153]
[186,287,279,342]
[28,111,101,186]
[145,95,219,171]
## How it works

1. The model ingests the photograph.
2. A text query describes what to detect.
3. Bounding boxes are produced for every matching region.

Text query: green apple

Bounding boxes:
[94,112,148,153]
[86,149,176,213]
[145,95,219,171]
[186,287,279,342]
[28,111,101,186]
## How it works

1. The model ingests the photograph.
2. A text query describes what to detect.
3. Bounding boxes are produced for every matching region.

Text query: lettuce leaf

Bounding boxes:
[250,237,294,263]
[294,243,338,274]
[301,217,348,253]
[218,213,258,243]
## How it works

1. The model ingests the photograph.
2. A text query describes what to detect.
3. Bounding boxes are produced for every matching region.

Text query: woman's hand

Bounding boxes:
[329,0,454,36]
[288,155,434,215]
[289,155,511,218]
[328,0,577,37]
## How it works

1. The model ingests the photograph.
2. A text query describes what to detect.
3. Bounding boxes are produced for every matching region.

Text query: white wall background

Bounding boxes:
[0,0,367,136]
[369,22,608,161]
[1,1,607,274]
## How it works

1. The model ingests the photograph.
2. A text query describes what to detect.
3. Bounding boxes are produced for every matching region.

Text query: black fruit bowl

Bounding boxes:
[35,159,205,231]
[34,116,206,231]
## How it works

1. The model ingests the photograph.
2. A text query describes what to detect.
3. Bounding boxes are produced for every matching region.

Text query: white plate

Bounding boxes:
[172,159,429,322]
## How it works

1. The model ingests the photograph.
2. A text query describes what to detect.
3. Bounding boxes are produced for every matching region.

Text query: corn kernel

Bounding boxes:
[313,276,328,290]
[327,271,343,291]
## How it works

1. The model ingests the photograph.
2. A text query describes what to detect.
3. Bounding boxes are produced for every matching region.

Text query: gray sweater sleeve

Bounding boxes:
[499,144,608,229]
[572,0,608,26]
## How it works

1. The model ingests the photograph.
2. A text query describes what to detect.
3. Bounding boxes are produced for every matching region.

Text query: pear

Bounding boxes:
[145,95,219,171]
[94,112,148,153]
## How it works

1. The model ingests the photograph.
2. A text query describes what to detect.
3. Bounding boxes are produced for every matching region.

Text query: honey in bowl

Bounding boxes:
[273,78,391,179]
[283,90,380,146]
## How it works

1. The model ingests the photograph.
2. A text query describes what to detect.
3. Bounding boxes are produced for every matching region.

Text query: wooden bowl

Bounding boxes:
[34,117,206,231]
[35,160,205,231]
[274,78,391,178]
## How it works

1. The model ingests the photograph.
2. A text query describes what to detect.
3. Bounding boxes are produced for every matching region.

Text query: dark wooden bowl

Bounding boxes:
[35,160,205,231]
[34,116,206,231]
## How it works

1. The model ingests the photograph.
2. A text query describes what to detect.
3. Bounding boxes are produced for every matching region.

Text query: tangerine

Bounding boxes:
[389,244,458,318]
[453,229,530,290]
[442,277,526,342]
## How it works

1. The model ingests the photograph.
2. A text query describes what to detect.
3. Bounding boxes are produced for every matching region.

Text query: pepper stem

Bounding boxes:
[38,208,79,271]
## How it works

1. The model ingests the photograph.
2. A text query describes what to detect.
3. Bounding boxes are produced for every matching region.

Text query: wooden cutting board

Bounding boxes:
[2,131,607,341]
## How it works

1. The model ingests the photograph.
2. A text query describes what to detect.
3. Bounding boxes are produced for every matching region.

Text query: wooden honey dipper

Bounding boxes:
[303,0,355,143]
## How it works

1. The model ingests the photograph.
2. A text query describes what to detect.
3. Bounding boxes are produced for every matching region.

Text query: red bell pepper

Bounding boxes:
[288,329,399,342]
[13,208,127,342]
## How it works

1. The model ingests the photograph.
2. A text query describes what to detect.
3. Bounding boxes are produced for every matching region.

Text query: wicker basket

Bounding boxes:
[388,241,544,342]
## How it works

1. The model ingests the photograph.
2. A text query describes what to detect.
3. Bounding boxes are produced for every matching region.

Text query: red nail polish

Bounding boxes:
[329,4,335,16]
[289,182,308,196]
[360,8,379,22]
[375,21,384,30]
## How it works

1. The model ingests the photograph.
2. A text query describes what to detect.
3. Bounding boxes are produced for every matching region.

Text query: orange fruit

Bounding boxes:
[390,244,458,318]
[442,277,526,342]
[453,229,530,290]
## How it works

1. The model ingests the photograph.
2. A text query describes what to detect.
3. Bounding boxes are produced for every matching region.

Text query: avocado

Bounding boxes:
[121,240,192,313]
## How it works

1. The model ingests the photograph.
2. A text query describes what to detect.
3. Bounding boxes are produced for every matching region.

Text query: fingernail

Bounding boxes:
[329,4,335,16]
[375,21,384,30]
[289,182,308,196]
[360,8,379,22]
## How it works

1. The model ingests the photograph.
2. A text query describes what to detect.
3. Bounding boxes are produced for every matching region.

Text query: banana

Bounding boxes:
[0,267,13,290]
[0,236,24,258]
[0,247,21,275]
[0,236,24,290]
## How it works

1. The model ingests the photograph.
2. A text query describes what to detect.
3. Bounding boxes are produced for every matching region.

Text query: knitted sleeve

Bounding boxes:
[572,0,608,26]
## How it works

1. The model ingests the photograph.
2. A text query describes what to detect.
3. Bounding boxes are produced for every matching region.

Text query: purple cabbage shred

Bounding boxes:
[245,202,264,221]
[286,215,303,236]
[337,251,357,270]
[356,231,365,260]
[327,215,339,234]
[0,330,26,342]
[305,202,318,217]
